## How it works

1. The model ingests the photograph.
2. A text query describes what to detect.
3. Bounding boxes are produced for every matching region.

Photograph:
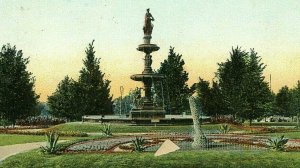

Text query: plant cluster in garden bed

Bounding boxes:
[230,125,299,134]
[0,129,88,137]
[65,137,139,153]
[16,116,66,126]
[220,137,267,148]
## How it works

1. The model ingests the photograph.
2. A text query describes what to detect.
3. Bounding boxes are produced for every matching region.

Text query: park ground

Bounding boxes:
[1,122,300,167]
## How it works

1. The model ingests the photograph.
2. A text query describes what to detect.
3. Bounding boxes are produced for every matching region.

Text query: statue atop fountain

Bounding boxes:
[143,8,155,36]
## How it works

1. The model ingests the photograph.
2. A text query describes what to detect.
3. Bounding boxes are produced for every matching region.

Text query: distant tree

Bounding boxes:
[193,78,228,117]
[78,40,112,115]
[261,92,277,119]
[0,44,39,125]
[157,47,190,114]
[276,86,293,117]
[209,81,228,116]
[290,81,300,127]
[48,76,81,120]
[195,78,211,115]
[217,47,272,124]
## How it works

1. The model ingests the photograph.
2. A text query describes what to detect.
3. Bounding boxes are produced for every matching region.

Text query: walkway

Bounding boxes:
[0,142,45,162]
[0,140,67,162]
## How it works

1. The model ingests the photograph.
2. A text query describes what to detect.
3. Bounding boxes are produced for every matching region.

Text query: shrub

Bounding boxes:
[219,124,230,134]
[100,123,112,136]
[16,116,66,126]
[0,119,12,128]
[132,137,146,152]
[40,131,60,154]
[267,135,289,151]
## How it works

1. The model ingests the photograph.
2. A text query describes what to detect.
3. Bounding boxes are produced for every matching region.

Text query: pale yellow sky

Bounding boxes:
[1,0,300,102]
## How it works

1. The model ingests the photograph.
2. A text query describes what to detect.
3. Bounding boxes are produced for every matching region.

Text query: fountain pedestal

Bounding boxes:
[130,35,166,123]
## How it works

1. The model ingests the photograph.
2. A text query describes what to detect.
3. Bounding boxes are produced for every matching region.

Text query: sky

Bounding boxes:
[0,0,300,102]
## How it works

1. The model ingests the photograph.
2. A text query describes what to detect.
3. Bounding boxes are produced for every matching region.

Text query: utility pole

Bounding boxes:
[120,86,124,116]
[269,74,272,91]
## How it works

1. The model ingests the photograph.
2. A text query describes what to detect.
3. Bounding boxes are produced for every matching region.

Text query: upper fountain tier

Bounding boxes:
[137,43,160,54]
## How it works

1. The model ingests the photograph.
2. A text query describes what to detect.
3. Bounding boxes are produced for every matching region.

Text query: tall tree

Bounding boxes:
[0,44,39,125]
[217,47,249,120]
[78,40,112,115]
[217,47,272,124]
[157,47,190,114]
[241,49,273,124]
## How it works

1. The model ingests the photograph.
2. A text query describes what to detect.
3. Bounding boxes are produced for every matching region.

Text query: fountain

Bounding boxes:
[130,9,166,123]
[83,9,193,124]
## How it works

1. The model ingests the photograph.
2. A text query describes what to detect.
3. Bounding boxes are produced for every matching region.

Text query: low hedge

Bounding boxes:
[0,129,88,137]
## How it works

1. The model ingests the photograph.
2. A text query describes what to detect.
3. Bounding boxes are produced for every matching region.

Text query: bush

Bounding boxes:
[0,119,12,128]
[267,135,289,151]
[16,116,66,126]
[40,131,60,154]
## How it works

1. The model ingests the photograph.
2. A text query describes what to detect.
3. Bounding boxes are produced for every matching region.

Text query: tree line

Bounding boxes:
[1,42,299,124]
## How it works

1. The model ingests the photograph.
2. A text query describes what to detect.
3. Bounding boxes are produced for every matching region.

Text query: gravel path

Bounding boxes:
[0,142,46,162]
[0,140,67,162]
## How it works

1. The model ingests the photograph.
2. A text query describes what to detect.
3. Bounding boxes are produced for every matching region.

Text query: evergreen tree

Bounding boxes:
[78,40,112,115]
[242,49,273,124]
[157,47,190,114]
[217,47,249,120]
[217,47,272,123]
[0,44,39,125]
[48,76,81,120]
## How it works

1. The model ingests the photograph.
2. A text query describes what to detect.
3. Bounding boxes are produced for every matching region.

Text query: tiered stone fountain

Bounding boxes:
[130,9,166,123]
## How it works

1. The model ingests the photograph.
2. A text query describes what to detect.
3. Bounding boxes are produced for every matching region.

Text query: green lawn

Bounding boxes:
[49,122,239,133]
[266,131,300,139]
[250,122,298,127]
[0,134,46,146]
[1,150,300,168]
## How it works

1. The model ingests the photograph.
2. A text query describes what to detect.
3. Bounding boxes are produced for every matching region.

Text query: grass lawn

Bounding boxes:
[49,122,241,133]
[266,131,300,139]
[1,150,300,168]
[250,122,298,127]
[0,134,98,146]
[0,134,46,146]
